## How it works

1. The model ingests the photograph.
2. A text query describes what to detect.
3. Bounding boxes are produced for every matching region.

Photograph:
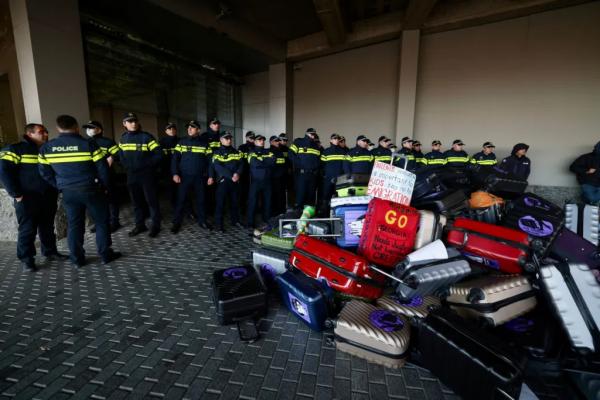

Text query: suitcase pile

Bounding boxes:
[213,168,599,400]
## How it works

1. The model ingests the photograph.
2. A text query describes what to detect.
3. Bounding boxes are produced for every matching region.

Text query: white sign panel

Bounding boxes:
[367,161,416,205]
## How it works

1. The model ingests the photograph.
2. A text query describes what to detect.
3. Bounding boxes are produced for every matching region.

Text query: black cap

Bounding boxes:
[82,120,103,130]
[330,133,341,140]
[269,135,280,142]
[378,136,391,143]
[278,133,288,140]
[432,140,441,146]
[452,139,465,146]
[245,131,255,139]
[356,135,368,142]
[306,128,316,134]
[209,117,221,125]
[186,120,201,129]
[220,131,233,139]
[122,112,138,122]
[401,136,413,144]
[339,136,346,141]
[165,122,176,130]
[483,141,495,148]
[413,141,421,146]
[255,135,266,141]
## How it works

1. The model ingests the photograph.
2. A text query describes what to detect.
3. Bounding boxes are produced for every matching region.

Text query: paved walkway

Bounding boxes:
[0,211,573,399]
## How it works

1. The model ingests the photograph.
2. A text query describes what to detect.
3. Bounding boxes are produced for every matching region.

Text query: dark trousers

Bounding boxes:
[173,175,206,225]
[128,177,161,229]
[247,178,272,227]
[62,188,111,264]
[294,170,318,209]
[14,191,59,262]
[319,176,336,216]
[239,170,250,215]
[271,176,286,216]
[215,179,241,227]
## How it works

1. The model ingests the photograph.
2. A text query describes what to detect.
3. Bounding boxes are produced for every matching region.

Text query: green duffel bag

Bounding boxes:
[260,229,294,250]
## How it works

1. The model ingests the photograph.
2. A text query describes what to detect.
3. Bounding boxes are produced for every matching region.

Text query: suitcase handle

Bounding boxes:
[368,265,416,288]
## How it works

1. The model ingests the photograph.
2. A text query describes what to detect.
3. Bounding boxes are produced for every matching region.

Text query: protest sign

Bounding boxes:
[367,161,415,205]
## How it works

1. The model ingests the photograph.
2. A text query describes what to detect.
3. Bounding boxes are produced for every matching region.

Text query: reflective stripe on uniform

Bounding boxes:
[92,149,105,162]
[320,154,345,162]
[427,158,446,165]
[119,143,150,151]
[416,157,427,165]
[213,154,243,162]
[42,152,94,164]
[247,152,273,162]
[0,151,20,163]
[174,144,211,154]
[446,157,469,163]
[108,145,119,155]
[20,154,39,164]
[346,155,373,162]
[275,157,285,164]
[471,159,497,166]
[147,140,159,151]
[373,155,392,162]
[209,142,220,148]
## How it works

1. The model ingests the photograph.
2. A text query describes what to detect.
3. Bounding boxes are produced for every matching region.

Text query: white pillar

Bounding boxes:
[10,0,89,133]
[394,30,420,144]
[268,63,293,137]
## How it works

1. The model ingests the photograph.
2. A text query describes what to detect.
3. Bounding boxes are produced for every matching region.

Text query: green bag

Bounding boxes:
[260,229,294,250]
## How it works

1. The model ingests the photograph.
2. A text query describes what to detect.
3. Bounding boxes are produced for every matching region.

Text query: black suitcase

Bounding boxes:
[212,265,268,342]
[416,308,524,400]
[484,175,528,198]
[413,189,468,216]
[412,169,447,201]
[507,193,564,220]
[438,167,471,189]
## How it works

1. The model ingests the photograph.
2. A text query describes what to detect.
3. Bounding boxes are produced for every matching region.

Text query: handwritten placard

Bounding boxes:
[367,161,415,205]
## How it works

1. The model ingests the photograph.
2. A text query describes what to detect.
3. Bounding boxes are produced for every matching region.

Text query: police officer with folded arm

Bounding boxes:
[319,133,345,214]
[0,123,68,272]
[470,142,498,167]
[444,139,470,168]
[269,135,287,216]
[425,140,445,167]
[397,137,416,170]
[371,136,393,163]
[209,131,245,232]
[118,112,163,238]
[38,115,121,268]
[170,120,212,234]
[246,135,275,228]
[289,128,321,209]
[159,122,179,210]
[343,135,374,175]
[83,120,122,232]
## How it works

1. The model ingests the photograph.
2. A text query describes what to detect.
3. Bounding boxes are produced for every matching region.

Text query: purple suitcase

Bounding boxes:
[549,228,600,270]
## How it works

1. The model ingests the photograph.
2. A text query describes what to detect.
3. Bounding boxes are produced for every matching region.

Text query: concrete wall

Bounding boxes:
[276,2,600,187]
[241,71,269,137]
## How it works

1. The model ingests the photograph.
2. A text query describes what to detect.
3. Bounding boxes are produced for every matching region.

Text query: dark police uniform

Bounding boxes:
[470,151,497,167]
[413,150,427,168]
[246,146,275,227]
[210,137,244,230]
[38,132,115,266]
[343,146,374,175]
[319,143,346,213]
[371,146,392,164]
[443,149,470,168]
[238,137,255,212]
[201,125,221,214]
[424,150,446,167]
[0,137,60,267]
[397,147,416,171]
[159,132,179,208]
[278,134,292,210]
[88,131,121,228]
[270,143,287,216]
[289,134,321,209]
[171,135,211,228]
[118,125,163,233]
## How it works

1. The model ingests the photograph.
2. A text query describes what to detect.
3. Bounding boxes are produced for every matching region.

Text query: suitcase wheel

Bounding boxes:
[523,262,537,274]
[467,288,485,304]
[324,318,336,330]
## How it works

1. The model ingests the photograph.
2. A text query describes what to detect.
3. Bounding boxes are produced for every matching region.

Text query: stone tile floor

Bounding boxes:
[0,212,578,399]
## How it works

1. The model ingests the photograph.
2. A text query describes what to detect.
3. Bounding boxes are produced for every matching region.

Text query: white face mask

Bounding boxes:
[86,128,96,137]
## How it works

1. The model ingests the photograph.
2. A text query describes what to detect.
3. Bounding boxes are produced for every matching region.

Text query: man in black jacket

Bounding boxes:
[570,141,600,204]
[499,143,531,182]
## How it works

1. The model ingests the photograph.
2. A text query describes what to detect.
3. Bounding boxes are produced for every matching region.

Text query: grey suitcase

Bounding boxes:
[539,262,600,353]
[376,295,441,319]
[565,203,599,246]
[414,210,447,249]
[371,256,472,301]
[332,300,410,368]
[446,275,537,326]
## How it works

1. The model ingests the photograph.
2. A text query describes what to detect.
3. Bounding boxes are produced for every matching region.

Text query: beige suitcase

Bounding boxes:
[332,300,410,368]
[414,210,447,249]
[446,275,537,326]
[376,295,441,319]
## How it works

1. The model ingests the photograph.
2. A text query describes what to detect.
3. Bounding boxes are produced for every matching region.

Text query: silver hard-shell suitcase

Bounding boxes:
[414,210,447,249]
[565,203,599,246]
[252,248,289,283]
[446,275,537,326]
[376,295,441,319]
[332,300,410,368]
[539,263,600,353]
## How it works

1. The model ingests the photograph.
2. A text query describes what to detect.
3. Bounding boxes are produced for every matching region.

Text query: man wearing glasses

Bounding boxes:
[0,124,68,272]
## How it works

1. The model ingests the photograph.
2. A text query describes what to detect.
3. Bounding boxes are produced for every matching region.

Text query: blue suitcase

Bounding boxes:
[276,270,335,331]
[332,203,368,248]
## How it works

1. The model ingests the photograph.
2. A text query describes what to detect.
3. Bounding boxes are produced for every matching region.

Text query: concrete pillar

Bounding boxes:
[394,30,420,144]
[9,0,89,134]
[268,63,293,138]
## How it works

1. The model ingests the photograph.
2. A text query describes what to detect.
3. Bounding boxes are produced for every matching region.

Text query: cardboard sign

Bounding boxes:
[367,161,416,205]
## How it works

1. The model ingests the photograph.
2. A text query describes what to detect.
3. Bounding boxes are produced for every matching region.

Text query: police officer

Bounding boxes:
[0,123,68,271]
[499,143,531,181]
[470,142,497,167]
[201,117,222,214]
[246,135,275,228]
[372,136,393,163]
[238,131,255,211]
[159,122,179,211]
[118,112,163,237]
[83,120,122,232]
[319,134,345,214]
[412,140,427,168]
[339,136,348,153]
[278,133,292,209]
[210,131,245,232]
[238,131,256,156]
[170,120,212,234]
[38,115,120,268]
[397,136,416,170]
[444,139,470,168]
[344,135,374,175]
[269,136,287,216]
[289,128,321,209]
[425,140,446,167]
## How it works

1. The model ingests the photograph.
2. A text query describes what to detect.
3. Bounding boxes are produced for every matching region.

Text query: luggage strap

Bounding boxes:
[555,263,600,353]
[291,248,385,289]
[450,227,530,252]
[446,290,536,313]
[334,335,408,359]
[577,204,584,237]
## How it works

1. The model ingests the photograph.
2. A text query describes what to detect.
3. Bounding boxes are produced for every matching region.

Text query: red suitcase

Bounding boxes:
[446,218,532,274]
[357,198,420,268]
[289,235,385,300]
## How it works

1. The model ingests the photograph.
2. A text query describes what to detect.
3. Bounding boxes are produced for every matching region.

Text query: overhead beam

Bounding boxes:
[146,0,286,62]
[288,0,592,61]
[313,0,346,45]
[404,0,438,30]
